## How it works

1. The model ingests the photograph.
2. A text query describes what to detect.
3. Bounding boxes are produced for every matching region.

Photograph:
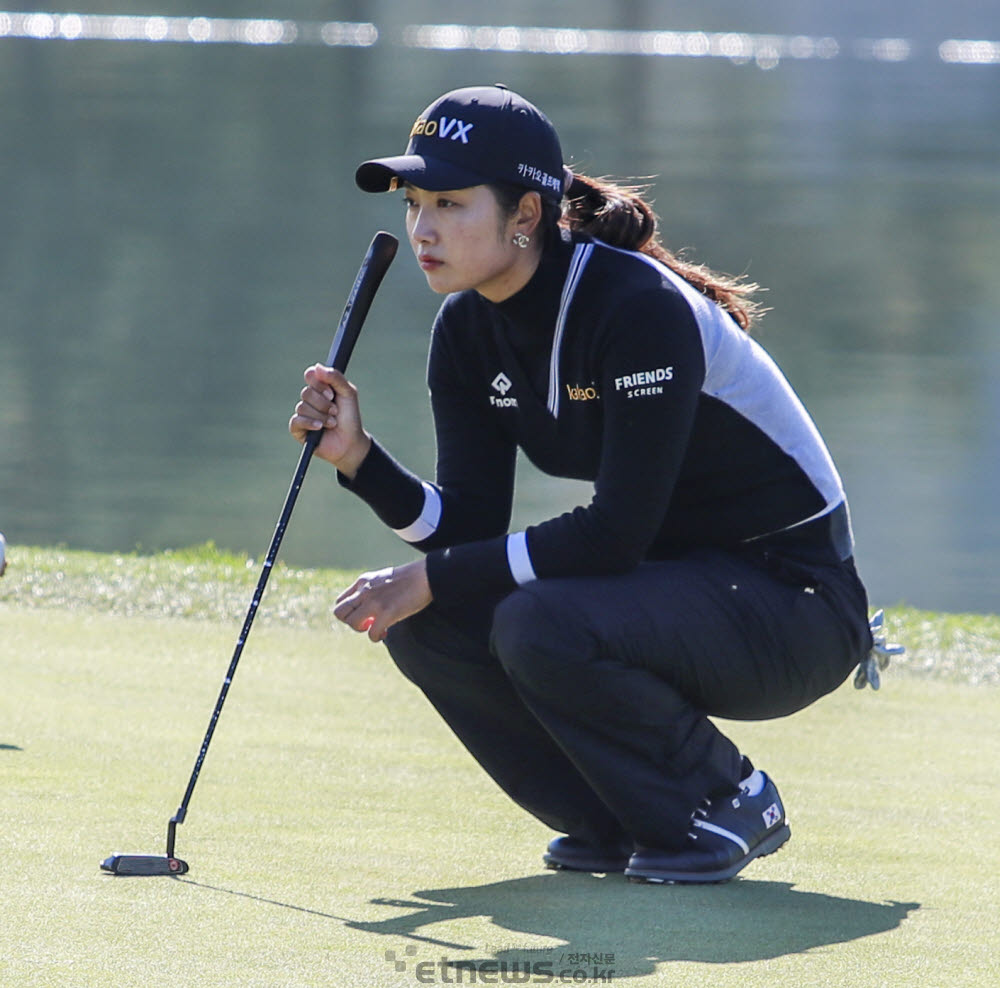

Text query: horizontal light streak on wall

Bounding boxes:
[400,23,843,68]
[1,13,997,66]
[0,11,377,47]
[939,39,1000,64]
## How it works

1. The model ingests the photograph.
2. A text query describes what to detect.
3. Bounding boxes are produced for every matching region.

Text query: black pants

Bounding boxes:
[384,547,871,851]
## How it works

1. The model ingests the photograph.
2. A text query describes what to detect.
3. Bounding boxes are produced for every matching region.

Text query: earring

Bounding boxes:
[512,232,530,249]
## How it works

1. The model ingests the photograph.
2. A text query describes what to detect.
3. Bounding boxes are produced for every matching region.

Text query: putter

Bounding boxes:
[101,231,398,876]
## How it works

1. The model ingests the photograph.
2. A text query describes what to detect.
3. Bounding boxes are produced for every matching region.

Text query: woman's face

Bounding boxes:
[403,184,538,302]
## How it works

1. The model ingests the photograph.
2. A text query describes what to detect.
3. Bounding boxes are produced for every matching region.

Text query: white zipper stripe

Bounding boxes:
[546,243,594,417]
[692,819,750,855]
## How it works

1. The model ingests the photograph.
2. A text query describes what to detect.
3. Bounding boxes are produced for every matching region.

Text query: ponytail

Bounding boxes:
[562,174,765,331]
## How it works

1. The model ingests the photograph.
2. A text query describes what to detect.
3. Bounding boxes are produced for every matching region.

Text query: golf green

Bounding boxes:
[1,549,997,986]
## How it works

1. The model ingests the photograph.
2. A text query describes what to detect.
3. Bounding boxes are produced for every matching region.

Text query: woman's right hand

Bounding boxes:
[289,364,371,479]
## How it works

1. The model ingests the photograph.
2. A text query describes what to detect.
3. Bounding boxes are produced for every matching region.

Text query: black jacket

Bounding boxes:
[342,232,853,605]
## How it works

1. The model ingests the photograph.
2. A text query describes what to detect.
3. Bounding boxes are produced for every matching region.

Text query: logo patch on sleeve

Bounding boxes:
[614,366,674,398]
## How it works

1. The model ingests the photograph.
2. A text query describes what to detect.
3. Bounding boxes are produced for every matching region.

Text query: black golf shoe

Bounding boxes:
[625,773,790,884]
[544,835,634,873]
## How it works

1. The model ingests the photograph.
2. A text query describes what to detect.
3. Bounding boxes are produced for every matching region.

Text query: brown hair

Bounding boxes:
[491,175,766,331]
[562,174,765,331]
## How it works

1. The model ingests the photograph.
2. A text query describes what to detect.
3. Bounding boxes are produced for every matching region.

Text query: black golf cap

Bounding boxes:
[355,84,572,201]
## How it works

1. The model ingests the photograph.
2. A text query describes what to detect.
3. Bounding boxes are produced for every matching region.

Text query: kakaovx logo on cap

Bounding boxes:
[410,115,474,144]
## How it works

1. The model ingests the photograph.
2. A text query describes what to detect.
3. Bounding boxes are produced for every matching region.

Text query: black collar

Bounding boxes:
[492,229,576,345]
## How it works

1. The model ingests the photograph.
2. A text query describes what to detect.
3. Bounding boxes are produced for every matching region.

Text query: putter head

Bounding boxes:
[100,853,189,876]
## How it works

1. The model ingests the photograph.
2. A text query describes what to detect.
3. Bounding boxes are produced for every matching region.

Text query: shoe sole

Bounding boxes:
[544,854,630,873]
[624,824,791,885]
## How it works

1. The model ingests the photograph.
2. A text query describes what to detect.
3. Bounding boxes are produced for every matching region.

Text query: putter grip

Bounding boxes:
[325,230,398,371]
[303,231,397,456]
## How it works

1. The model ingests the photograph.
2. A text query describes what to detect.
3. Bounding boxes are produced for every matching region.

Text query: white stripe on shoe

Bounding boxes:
[692,819,750,855]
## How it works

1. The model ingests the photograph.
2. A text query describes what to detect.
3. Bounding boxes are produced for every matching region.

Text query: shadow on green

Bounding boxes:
[176,871,919,978]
